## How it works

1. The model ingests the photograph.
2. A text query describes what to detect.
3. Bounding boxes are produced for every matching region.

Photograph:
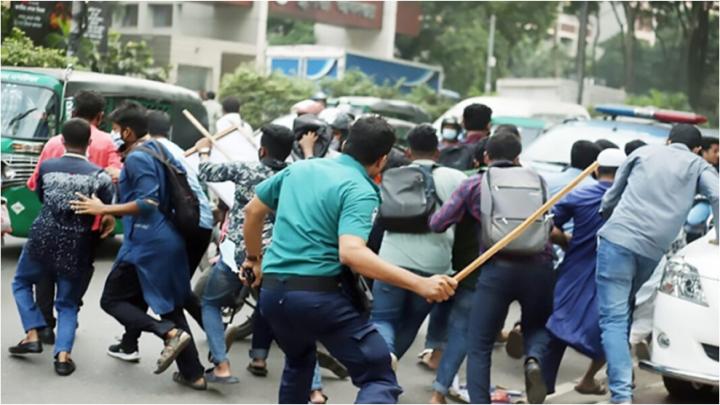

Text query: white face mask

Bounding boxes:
[110,130,124,150]
[441,128,458,141]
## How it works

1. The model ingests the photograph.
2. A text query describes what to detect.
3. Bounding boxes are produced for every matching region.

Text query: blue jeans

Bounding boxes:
[201,261,243,364]
[467,259,554,404]
[12,248,84,356]
[596,237,659,403]
[425,299,452,350]
[259,286,401,404]
[432,287,474,395]
[370,279,434,358]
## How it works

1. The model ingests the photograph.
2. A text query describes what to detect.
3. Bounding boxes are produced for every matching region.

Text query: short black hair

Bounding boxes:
[624,139,647,156]
[73,90,105,120]
[473,137,489,163]
[486,132,521,161]
[110,101,148,138]
[463,103,492,131]
[260,124,294,161]
[61,118,91,148]
[222,97,240,114]
[147,110,171,137]
[494,124,520,137]
[597,166,619,177]
[207,91,216,100]
[570,140,601,170]
[344,116,396,165]
[407,124,438,154]
[668,124,702,149]
[595,138,619,150]
[700,136,719,151]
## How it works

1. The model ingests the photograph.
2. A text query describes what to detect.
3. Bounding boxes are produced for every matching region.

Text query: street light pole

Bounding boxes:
[575,2,589,104]
[484,14,496,94]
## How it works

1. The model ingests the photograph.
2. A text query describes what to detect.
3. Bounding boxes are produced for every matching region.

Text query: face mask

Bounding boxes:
[111,130,125,150]
[441,128,458,140]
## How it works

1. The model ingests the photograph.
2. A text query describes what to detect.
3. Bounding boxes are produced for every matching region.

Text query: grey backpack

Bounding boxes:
[378,164,439,233]
[480,165,551,255]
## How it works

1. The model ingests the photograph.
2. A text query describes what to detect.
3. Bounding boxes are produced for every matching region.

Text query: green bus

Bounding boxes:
[1,67,208,237]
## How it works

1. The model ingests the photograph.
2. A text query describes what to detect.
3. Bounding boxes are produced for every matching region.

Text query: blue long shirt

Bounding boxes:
[599,143,719,260]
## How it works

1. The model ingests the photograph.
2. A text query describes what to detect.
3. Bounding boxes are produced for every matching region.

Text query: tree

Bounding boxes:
[267,16,316,46]
[91,32,169,81]
[1,27,72,68]
[609,1,647,92]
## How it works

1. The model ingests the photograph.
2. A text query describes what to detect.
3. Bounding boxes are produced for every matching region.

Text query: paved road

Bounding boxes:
[1,236,682,404]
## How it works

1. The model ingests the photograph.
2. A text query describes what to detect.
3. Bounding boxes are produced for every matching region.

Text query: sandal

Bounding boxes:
[172,372,207,391]
[417,348,436,371]
[309,391,328,404]
[204,368,240,384]
[505,324,523,360]
[154,330,191,375]
[574,383,607,395]
[247,362,268,377]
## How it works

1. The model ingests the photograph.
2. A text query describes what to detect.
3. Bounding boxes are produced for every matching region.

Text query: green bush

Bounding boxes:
[626,89,692,112]
[1,27,73,68]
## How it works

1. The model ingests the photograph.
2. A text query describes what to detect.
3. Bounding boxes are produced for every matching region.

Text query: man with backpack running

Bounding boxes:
[430,132,554,404]
[371,124,467,365]
[70,102,207,390]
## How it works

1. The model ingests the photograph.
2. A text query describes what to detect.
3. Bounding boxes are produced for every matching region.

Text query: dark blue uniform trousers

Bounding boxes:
[259,286,402,404]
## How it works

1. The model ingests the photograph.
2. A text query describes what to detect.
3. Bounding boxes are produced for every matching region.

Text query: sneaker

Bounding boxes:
[524,358,547,404]
[448,375,470,403]
[107,343,140,362]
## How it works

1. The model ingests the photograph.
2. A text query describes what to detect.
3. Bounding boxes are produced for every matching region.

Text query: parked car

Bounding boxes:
[639,232,719,400]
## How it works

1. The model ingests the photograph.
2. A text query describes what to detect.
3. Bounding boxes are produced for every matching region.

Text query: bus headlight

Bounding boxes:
[1,161,15,181]
[660,258,708,306]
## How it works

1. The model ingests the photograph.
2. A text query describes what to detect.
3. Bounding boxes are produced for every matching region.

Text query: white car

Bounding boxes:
[639,232,720,399]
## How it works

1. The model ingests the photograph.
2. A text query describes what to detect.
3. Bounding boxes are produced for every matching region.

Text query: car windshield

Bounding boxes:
[522,122,668,166]
[1,83,58,140]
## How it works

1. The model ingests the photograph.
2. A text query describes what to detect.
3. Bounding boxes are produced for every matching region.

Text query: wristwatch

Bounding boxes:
[246,254,263,262]
[198,147,211,156]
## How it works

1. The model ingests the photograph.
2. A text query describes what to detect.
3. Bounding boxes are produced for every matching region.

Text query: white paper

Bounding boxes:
[219,239,239,273]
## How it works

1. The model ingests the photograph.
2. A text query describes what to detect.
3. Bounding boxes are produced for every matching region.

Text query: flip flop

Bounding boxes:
[417,349,436,370]
[247,363,268,377]
[172,372,207,391]
[505,328,524,360]
[573,383,607,395]
[204,369,240,384]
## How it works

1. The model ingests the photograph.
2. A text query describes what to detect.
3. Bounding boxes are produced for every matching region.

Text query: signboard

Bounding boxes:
[270,1,383,30]
[80,2,111,53]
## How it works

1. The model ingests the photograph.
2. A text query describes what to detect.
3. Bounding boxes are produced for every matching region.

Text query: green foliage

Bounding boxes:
[219,66,314,129]
[1,27,73,68]
[90,32,169,81]
[320,70,402,99]
[2,4,12,38]
[267,16,316,46]
[626,89,691,112]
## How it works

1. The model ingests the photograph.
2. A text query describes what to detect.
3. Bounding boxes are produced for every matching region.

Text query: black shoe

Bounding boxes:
[107,343,140,362]
[8,340,42,355]
[54,358,76,376]
[39,328,55,345]
[317,350,349,379]
[524,358,547,404]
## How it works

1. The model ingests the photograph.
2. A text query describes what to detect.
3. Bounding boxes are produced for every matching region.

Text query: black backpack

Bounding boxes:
[378,164,439,233]
[136,142,201,240]
[438,144,474,170]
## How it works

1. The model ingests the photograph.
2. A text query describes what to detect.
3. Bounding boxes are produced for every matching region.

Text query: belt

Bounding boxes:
[262,275,342,292]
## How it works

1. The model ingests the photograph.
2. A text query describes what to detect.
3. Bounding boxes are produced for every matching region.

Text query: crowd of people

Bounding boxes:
[7,89,719,404]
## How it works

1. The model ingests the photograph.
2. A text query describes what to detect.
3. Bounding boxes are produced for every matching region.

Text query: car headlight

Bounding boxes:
[659,257,708,306]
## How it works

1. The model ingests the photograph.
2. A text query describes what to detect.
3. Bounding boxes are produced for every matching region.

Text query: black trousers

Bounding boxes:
[36,233,100,329]
[120,227,212,348]
[100,262,204,381]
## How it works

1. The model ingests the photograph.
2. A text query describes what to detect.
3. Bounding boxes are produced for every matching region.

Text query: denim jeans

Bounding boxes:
[431,287,474,395]
[425,299,452,350]
[467,259,554,404]
[370,279,434,358]
[201,261,243,364]
[12,248,84,357]
[596,237,659,403]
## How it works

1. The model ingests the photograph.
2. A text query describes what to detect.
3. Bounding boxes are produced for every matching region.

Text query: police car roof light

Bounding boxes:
[595,105,707,125]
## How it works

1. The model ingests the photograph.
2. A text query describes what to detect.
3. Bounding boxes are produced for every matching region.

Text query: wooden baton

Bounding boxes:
[182,109,233,160]
[453,161,600,282]
[183,124,238,157]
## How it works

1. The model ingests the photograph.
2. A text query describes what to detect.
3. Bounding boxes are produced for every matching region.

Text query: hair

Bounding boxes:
[260,124,294,160]
[485,132,521,161]
[668,124,702,149]
[624,139,647,155]
[73,90,105,120]
[595,138,619,150]
[61,118,92,148]
[570,140,601,170]
[110,101,148,138]
[473,137,489,163]
[206,91,216,100]
[441,116,462,131]
[597,166,619,177]
[221,96,240,114]
[407,124,439,155]
[146,110,172,137]
[463,103,492,131]
[343,116,396,165]
[494,124,520,137]
[700,136,719,151]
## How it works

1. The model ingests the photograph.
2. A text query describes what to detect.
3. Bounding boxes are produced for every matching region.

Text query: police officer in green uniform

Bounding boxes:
[241,116,458,404]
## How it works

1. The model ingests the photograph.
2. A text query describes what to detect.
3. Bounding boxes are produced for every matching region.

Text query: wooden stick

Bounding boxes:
[182,110,233,160]
[453,161,600,282]
[183,124,237,157]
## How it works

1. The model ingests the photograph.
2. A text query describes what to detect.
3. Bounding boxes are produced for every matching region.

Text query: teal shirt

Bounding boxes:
[255,154,380,277]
